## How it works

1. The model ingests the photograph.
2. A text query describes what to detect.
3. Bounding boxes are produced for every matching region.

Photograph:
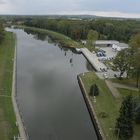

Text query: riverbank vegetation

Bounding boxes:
[0,31,19,139]
[19,26,83,48]
[0,21,5,43]
[80,71,140,140]
[24,18,140,43]
[113,33,140,87]
[79,72,120,140]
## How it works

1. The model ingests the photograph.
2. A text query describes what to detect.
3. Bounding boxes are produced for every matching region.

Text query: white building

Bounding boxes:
[95,40,128,51]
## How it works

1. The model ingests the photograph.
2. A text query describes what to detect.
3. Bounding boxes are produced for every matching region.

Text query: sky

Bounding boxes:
[0,0,140,18]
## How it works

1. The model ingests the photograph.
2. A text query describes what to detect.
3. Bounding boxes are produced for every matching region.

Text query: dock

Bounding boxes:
[80,48,107,72]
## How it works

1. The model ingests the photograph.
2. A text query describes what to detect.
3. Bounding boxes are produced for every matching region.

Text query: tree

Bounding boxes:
[129,34,140,53]
[0,21,4,43]
[113,49,130,78]
[115,96,135,140]
[130,51,140,87]
[87,30,99,46]
[135,104,140,124]
[90,84,99,96]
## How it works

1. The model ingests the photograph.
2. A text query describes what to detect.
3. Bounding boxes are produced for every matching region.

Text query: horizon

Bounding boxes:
[0,13,140,20]
[0,0,140,19]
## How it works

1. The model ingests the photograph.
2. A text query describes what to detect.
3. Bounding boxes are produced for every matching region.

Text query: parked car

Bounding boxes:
[99,49,106,53]
[103,73,108,79]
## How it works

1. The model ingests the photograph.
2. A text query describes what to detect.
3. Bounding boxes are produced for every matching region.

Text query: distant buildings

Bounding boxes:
[95,40,129,51]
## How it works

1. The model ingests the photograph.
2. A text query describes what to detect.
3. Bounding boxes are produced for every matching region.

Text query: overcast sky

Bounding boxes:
[0,0,140,18]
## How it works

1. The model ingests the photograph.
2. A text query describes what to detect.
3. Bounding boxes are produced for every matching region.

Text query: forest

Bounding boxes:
[24,18,140,43]
[0,21,5,43]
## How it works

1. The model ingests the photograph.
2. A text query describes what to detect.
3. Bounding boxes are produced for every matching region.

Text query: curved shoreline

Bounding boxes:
[77,75,106,140]
[11,34,28,140]
[16,25,83,49]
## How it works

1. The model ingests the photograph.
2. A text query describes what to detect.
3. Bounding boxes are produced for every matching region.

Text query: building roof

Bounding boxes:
[95,40,119,45]
[118,43,129,48]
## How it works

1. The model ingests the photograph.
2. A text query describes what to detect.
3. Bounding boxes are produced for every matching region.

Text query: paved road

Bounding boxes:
[112,83,139,91]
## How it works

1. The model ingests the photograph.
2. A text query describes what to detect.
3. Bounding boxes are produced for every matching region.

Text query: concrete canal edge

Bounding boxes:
[77,75,106,140]
[11,35,28,140]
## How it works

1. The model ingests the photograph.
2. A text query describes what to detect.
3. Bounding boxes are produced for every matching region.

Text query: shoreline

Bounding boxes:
[16,25,83,49]
[77,74,106,140]
[11,34,28,140]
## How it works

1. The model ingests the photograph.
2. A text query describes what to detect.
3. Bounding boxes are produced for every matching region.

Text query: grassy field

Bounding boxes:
[79,72,120,140]
[117,88,140,97]
[0,32,19,139]
[80,72,140,140]
[112,78,139,88]
[18,25,83,49]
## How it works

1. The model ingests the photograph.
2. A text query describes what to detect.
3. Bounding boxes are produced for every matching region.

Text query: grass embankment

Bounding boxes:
[79,72,120,140]
[18,25,83,49]
[0,32,18,139]
[117,88,139,97]
[79,72,140,140]
[112,78,140,88]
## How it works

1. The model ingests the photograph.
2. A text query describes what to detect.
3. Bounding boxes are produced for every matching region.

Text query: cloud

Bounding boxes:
[58,10,140,18]
[0,0,140,18]
[0,0,6,4]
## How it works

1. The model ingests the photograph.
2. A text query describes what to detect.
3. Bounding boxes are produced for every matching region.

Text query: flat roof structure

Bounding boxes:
[95,40,119,45]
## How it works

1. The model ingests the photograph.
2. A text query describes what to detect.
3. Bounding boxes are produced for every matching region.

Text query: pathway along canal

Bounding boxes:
[8,28,98,140]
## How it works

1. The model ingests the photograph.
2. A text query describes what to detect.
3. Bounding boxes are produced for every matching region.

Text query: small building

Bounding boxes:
[112,43,129,51]
[95,40,129,51]
[95,40,119,47]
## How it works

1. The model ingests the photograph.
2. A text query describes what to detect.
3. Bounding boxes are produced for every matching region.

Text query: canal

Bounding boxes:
[8,28,98,140]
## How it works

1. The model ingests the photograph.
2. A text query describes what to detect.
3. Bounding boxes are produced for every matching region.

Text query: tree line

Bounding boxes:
[24,18,140,42]
[114,33,140,87]
[0,20,4,43]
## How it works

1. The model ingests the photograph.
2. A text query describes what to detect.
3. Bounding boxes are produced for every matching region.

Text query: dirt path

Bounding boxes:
[105,80,121,99]
[12,41,28,140]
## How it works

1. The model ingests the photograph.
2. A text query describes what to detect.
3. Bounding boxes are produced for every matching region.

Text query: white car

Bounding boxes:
[103,73,108,79]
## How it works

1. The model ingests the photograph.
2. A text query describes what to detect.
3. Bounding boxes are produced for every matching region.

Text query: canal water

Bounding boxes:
[8,28,98,140]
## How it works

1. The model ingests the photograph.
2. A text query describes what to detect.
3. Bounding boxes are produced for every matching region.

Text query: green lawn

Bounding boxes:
[18,25,83,49]
[79,72,120,140]
[80,72,140,140]
[0,32,19,139]
[117,88,140,98]
[112,78,139,88]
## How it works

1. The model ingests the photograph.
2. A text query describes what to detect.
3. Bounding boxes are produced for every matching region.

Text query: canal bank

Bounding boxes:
[77,74,106,140]
[0,31,20,139]
[16,25,83,49]
[8,28,98,140]
[11,35,27,140]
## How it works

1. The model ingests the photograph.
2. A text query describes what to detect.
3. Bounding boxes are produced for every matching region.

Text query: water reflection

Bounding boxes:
[23,28,81,55]
[24,28,47,41]
[8,28,97,140]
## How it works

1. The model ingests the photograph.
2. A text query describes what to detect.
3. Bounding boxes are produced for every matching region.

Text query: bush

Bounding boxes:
[135,104,140,124]
[90,84,99,96]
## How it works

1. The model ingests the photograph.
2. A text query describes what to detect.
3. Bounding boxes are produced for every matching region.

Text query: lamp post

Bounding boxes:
[109,127,120,140]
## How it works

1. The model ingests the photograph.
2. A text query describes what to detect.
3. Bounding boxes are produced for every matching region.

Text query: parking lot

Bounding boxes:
[96,47,118,59]
[81,47,127,79]
[95,47,126,79]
